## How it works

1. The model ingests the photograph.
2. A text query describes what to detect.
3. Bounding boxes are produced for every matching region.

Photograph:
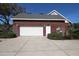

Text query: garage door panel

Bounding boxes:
[20,27,43,36]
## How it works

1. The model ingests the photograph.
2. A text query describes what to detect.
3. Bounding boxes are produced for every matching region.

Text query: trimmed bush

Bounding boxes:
[0,25,16,38]
[67,28,79,39]
[72,30,79,39]
[47,32,63,40]
[0,30,17,38]
[63,35,71,39]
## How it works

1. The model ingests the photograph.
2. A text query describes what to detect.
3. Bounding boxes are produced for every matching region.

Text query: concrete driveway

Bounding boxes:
[0,36,79,56]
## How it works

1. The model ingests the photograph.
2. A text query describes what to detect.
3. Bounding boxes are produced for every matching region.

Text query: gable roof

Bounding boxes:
[13,10,72,23]
[48,10,72,23]
[48,10,59,15]
[13,13,64,19]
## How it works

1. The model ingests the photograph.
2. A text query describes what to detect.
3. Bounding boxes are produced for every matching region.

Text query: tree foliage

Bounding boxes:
[73,23,79,28]
[0,3,25,24]
[0,3,26,31]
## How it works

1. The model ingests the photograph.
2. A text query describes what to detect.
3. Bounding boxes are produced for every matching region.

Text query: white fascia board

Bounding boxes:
[48,10,72,24]
[12,18,65,21]
[48,10,57,15]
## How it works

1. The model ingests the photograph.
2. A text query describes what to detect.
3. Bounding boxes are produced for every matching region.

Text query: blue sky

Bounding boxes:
[18,3,79,23]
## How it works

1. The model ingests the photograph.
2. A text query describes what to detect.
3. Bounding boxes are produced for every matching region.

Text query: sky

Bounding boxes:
[18,3,79,23]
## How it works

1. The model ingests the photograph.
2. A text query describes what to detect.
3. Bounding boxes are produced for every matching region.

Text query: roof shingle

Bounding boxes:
[13,13,65,19]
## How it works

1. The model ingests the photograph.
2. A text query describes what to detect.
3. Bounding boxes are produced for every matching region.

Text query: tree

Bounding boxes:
[73,23,79,28]
[0,3,25,31]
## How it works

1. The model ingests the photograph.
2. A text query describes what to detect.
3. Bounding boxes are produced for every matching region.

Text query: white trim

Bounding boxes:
[65,20,69,23]
[46,26,51,36]
[48,10,58,15]
[50,12,58,15]
[48,10,72,23]
[12,18,65,21]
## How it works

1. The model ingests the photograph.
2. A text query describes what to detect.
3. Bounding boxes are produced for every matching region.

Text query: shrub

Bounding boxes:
[0,25,16,38]
[63,35,71,39]
[0,30,17,38]
[47,32,63,40]
[67,28,79,39]
[72,30,79,39]
[47,33,56,39]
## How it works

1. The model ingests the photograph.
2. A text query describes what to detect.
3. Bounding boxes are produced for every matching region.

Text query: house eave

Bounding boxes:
[12,18,66,21]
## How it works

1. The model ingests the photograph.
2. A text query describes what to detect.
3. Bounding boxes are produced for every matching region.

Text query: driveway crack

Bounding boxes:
[15,39,29,56]
[51,40,70,56]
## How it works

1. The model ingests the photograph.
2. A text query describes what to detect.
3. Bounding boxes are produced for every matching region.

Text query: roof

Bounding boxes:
[13,13,64,19]
[13,10,71,23]
[48,10,72,23]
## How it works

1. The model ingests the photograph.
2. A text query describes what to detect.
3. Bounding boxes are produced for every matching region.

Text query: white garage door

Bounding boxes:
[20,27,43,36]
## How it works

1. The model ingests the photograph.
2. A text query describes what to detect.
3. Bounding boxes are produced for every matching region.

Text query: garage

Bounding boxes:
[20,27,43,36]
[13,10,70,37]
